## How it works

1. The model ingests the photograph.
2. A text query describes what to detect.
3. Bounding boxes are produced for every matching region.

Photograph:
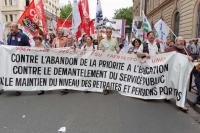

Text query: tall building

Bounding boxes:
[133,0,200,40]
[0,0,60,32]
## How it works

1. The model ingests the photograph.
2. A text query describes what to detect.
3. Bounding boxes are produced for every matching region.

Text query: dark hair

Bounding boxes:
[33,36,43,42]
[119,43,124,49]
[147,31,154,37]
[132,39,141,47]
[184,40,186,46]
[49,33,56,44]
[18,29,23,33]
[86,35,93,41]
[81,34,87,43]
[169,40,175,44]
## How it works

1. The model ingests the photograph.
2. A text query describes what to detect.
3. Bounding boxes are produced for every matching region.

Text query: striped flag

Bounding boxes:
[72,0,81,35]
[142,11,152,33]
[154,19,170,42]
[95,0,103,28]
[36,0,48,35]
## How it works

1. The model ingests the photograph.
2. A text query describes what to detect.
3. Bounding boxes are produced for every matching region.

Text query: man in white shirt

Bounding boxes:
[137,31,160,58]
[99,27,120,53]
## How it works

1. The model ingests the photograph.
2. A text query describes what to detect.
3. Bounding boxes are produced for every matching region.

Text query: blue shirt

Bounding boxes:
[7,32,30,47]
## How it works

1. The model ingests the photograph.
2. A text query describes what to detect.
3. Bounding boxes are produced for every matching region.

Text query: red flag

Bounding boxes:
[57,18,72,28]
[36,0,48,35]
[89,20,95,34]
[18,0,39,36]
[78,0,91,35]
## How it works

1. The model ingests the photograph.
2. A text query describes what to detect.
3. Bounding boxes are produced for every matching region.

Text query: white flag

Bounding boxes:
[72,0,81,34]
[0,12,5,44]
[95,0,103,27]
[142,11,152,33]
[154,19,170,42]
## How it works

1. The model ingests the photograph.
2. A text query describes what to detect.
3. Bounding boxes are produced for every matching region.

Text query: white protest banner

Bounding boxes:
[96,19,124,38]
[0,46,193,108]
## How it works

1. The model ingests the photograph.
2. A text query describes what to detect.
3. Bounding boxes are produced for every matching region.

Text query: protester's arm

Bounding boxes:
[51,38,56,48]
[23,34,30,47]
[114,39,120,54]
[7,35,10,45]
[136,44,150,58]
[98,40,105,51]
[185,48,193,61]
[188,56,193,62]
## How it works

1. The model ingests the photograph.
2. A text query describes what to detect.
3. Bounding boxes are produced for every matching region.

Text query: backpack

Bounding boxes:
[143,42,160,53]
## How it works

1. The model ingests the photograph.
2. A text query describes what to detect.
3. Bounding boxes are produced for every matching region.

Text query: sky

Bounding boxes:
[59,0,133,19]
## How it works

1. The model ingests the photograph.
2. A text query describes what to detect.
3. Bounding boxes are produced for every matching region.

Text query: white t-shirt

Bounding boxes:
[99,37,119,52]
[81,44,95,51]
[137,40,158,56]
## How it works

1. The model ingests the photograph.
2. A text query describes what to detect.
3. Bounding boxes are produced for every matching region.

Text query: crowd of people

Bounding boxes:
[1,22,200,109]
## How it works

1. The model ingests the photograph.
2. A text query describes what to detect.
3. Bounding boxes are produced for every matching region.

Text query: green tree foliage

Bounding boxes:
[114,7,133,32]
[60,2,72,19]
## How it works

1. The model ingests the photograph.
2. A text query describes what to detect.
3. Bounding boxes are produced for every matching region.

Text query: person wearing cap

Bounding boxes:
[99,27,120,53]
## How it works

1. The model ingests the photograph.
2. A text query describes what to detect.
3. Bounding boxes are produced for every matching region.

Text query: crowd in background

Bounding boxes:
[2,22,200,109]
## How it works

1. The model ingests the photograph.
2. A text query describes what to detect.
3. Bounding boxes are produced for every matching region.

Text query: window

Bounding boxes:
[26,0,30,6]
[10,14,13,22]
[197,5,200,37]
[12,0,17,5]
[174,12,180,37]
[9,0,12,5]
[5,15,8,22]
[4,0,7,5]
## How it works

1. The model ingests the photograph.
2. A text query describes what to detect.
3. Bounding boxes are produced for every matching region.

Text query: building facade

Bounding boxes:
[133,0,200,40]
[0,0,60,32]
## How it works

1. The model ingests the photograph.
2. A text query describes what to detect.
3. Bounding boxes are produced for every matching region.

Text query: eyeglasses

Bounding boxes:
[106,31,112,33]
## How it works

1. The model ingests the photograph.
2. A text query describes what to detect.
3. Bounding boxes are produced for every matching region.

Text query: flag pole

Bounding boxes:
[168,27,177,38]
[61,11,72,29]
[140,0,143,17]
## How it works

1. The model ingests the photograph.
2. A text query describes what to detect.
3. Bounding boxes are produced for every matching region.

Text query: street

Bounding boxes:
[0,91,199,133]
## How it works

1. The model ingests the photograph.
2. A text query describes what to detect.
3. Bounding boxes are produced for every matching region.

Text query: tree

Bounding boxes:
[60,2,72,19]
[114,7,133,33]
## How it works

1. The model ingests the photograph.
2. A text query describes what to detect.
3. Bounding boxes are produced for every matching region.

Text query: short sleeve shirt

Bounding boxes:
[99,37,119,52]
[137,40,158,56]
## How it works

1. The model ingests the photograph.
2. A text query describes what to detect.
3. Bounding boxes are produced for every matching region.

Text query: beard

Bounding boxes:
[175,44,185,49]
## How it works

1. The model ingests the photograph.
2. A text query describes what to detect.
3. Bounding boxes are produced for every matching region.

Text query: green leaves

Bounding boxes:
[60,2,72,19]
[114,7,133,32]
